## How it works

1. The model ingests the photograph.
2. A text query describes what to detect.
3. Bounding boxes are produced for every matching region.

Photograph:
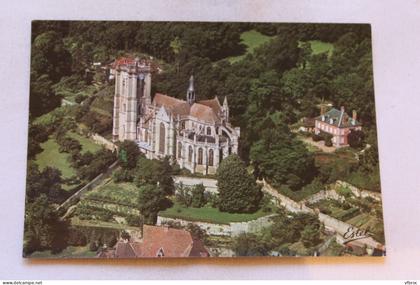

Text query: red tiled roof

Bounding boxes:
[190,103,220,123]
[153,93,220,123]
[198,97,222,115]
[114,241,137,258]
[136,225,194,257]
[153,93,191,116]
[112,226,209,258]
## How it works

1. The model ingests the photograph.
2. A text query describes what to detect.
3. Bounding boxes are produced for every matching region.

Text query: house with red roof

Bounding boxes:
[111,57,240,175]
[98,225,209,258]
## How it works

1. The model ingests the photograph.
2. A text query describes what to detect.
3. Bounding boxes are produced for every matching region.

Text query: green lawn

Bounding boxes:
[71,217,140,231]
[67,132,102,154]
[159,202,273,224]
[29,246,97,258]
[308,40,334,56]
[227,30,274,63]
[35,138,76,179]
[35,132,102,179]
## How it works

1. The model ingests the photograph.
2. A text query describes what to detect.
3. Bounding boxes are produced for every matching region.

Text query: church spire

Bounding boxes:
[222,96,229,122]
[187,75,195,105]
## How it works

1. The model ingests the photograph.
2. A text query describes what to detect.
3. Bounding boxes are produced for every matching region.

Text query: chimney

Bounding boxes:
[352,110,357,121]
[340,106,345,113]
[320,105,326,115]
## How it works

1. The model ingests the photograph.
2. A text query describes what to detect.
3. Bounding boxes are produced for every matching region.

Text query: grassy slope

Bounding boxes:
[159,202,272,224]
[308,40,334,56]
[67,132,102,154]
[227,30,273,63]
[35,132,102,179]
[35,138,76,179]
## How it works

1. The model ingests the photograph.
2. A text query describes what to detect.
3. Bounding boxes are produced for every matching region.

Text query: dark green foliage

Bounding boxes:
[312,133,323,142]
[176,183,207,208]
[79,111,113,135]
[27,123,51,159]
[118,140,140,169]
[75,94,87,104]
[25,163,66,203]
[175,183,193,207]
[57,136,82,154]
[250,118,316,190]
[186,223,208,242]
[112,168,134,182]
[137,184,172,225]
[121,231,130,241]
[217,154,262,213]
[24,195,69,256]
[77,148,116,180]
[348,130,365,148]
[135,156,161,186]
[125,214,142,227]
[191,184,206,208]
[233,233,269,256]
[324,136,333,147]
[135,156,175,195]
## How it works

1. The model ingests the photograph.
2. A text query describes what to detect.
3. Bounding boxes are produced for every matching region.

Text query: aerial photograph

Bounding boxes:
[24,21,385,258]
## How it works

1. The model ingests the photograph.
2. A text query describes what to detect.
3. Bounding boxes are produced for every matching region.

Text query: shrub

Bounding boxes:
[89,241,98,252]
[312,133,323,142]
[126,215,142,227]
[75,94,87,104]
[324,137,333,147]
[191,184,206,208]
[113,168,134,182]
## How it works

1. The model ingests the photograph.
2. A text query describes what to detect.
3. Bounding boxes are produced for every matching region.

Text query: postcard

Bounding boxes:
[24,21,385,258]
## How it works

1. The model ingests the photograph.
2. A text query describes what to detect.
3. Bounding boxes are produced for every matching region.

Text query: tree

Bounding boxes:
[135,156,161,186]
[301,224,321,247]
[348,130,365,148]
[217,154,262,213]
[138,184,172,225]
[191,184,206,208]
[232,233,268,256]
[158,157,175,195]
[135,156,174,195]
[26,163,64,203]
[24,195,69,255]
[118,140,140,169]
[250,117,316,190]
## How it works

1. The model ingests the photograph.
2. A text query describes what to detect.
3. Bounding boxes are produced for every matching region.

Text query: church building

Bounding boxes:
[111,57,240,175]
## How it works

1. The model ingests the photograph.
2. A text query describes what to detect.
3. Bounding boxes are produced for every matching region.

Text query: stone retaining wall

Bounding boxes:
[335,180,381,201]
[156,214,277,237]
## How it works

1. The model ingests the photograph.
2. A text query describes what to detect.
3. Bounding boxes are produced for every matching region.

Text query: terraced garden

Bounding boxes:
[159,201,274,224]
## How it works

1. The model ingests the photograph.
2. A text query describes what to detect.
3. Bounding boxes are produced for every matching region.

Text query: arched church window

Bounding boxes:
[208,149,214,166]
[198,148,203,165]
[207,127,211,135]
[188,146,193,163]
[181,121,185,130]
[159,122,165,154]
[178,142,182,158]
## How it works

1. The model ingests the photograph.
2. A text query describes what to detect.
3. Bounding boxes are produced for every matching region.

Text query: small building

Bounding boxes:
[98,225,209,258]
[298,117,316,133]
[314,106,362,147]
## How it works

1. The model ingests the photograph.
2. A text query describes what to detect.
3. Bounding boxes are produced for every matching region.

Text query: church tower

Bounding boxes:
[112,58,152,142]
[186,75,195,105]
